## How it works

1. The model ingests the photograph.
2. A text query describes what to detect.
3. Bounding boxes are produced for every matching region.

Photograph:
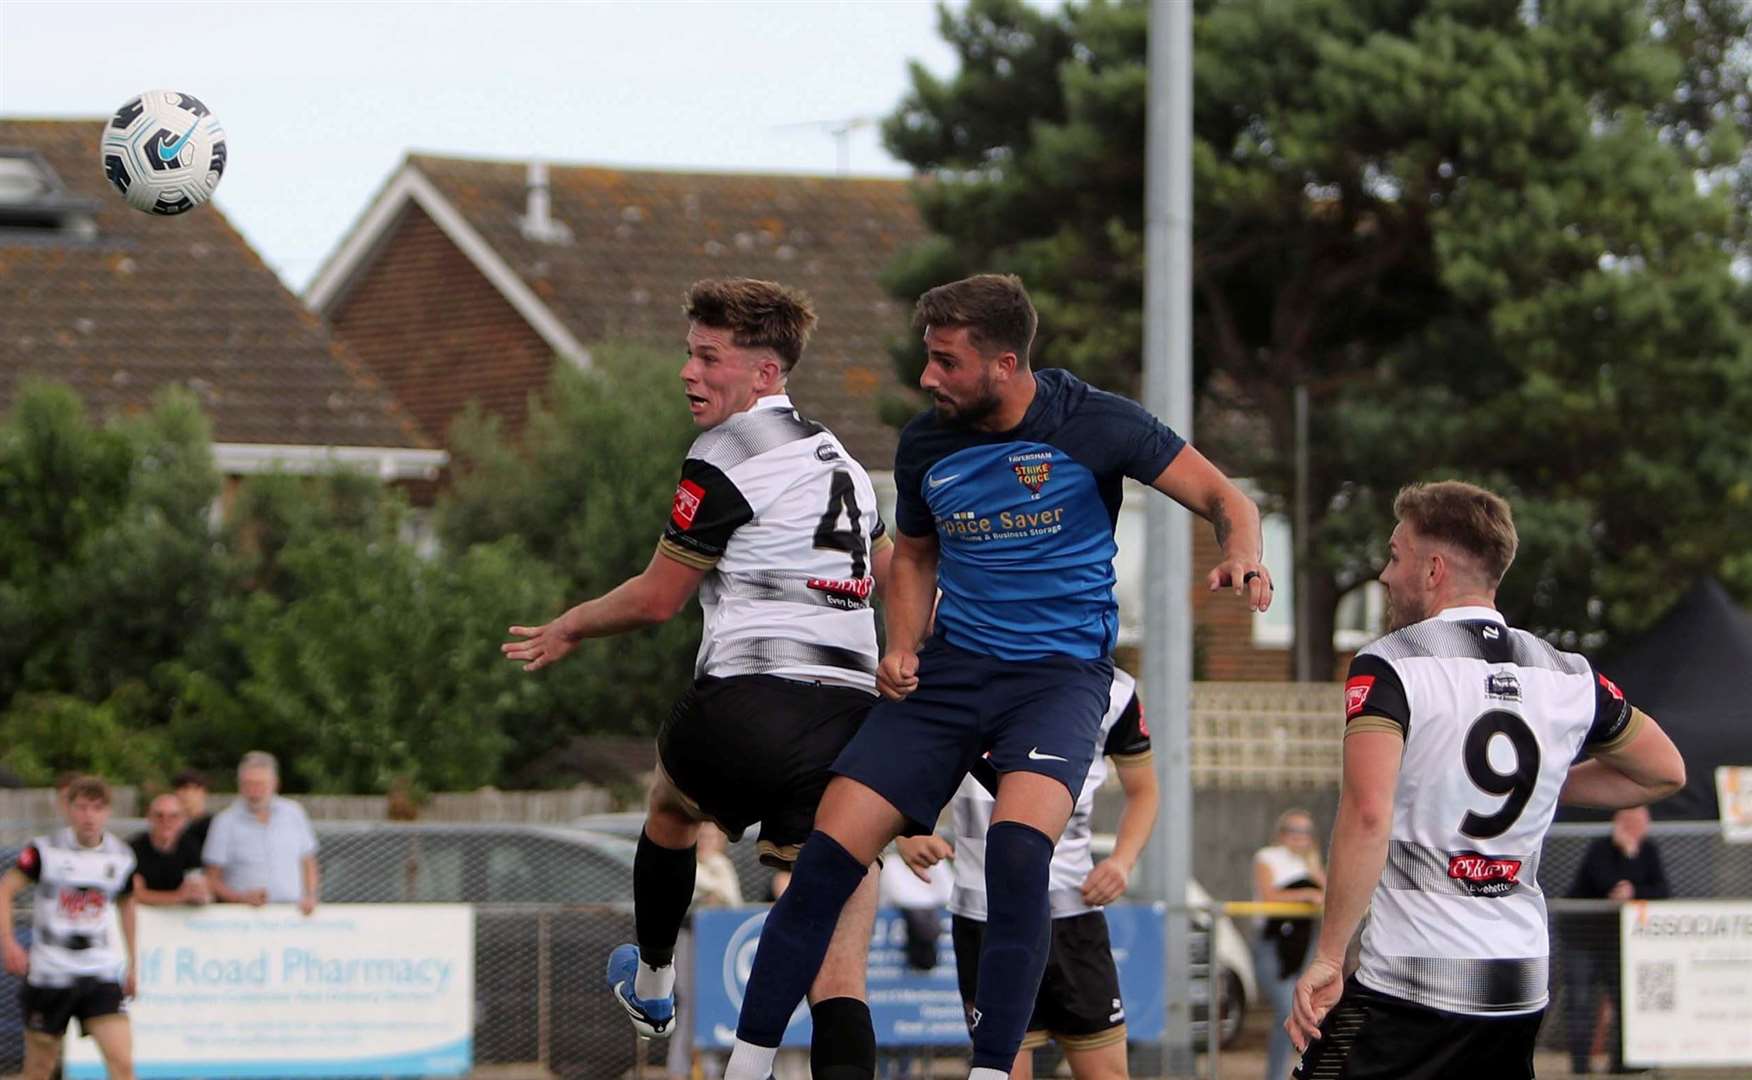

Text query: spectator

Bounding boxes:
[667,824,744,1080]
[1564,805,1668,1076]
[172,768,213,857]
[693,822,743,909]
[1253,808,1325,1080]
[203,751,320,915]
[130,793,211,906]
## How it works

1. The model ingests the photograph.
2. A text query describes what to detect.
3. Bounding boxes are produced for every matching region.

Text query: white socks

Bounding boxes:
[634,958,674,1000]
[723,1039,779,1080]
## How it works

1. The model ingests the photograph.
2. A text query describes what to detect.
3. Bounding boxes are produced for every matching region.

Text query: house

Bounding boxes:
[307,151,1367,675]
[0,119,444,492]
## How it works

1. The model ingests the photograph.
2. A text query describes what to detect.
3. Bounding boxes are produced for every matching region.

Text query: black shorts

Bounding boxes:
[21,978,126,1037]
[1293,977,1543,1080]
[952,911,1126,1051]
[657,673,873,868]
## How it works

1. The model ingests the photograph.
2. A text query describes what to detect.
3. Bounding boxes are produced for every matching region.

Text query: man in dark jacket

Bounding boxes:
[1564,805,1669,1075]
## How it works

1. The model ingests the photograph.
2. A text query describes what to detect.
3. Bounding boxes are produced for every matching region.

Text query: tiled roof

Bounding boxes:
[0,119,427,449]
[405,153,927,467]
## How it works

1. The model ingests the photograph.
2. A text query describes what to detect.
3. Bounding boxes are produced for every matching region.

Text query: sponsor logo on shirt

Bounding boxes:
[814,441,841,463]
[1485,671,1522,702]
[1344,675,1375,718]
[1447,852,1523,897]
[934,506,1065,540]
[671,480,705,529]
[807,576,875,610]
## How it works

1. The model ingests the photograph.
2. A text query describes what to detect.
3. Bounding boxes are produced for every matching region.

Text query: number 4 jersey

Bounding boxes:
[659,394,889,693]
[1344,605,1641,1016]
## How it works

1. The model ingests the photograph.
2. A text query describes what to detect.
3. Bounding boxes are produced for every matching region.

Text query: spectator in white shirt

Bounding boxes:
[203,751,319,915]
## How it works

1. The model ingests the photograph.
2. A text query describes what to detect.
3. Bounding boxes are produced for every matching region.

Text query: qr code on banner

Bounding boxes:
[1636,961,1677,1013]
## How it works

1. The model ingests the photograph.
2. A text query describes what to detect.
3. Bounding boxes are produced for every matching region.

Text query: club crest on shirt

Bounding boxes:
[1012,460,1052,495]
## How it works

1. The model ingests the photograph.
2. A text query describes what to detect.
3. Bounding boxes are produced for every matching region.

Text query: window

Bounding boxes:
[0,150,98,238]
[1251,513,1384,650]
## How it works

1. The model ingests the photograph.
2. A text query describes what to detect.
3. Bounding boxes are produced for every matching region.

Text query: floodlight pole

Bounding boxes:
[1141,0,1196,1076]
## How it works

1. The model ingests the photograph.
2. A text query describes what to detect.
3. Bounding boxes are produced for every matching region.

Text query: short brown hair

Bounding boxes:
[912,274,1038,362]
[1393,481,1518,586]
[171,768,207,791]
[65,776,111,806]
[683,279,817,373]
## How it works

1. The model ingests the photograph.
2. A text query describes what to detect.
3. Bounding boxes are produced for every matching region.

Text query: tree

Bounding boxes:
[0,382,225,721]
[440,344,703,779]
[883,0,1752,671]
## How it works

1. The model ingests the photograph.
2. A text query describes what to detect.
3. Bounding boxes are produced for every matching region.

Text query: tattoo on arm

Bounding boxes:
[1209,496,1233,551]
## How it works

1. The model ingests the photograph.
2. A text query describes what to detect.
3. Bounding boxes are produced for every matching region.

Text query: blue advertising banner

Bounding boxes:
[692,903,1164,1048]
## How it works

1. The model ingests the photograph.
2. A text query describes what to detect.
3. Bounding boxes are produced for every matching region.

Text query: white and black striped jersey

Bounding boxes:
[1343,605,1641,1017]
[15,828,135,987]
[949,667,1151,921]
[659,394,889,692]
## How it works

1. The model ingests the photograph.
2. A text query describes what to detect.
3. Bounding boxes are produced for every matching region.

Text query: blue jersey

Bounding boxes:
[894,369,1184,660]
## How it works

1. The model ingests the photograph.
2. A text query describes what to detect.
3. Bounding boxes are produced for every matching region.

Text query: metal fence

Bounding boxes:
[6,815,1747,1078]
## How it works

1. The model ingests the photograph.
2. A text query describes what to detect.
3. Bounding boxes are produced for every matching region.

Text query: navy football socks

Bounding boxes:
[734,830,868,1047]
[970,820,1054,1069]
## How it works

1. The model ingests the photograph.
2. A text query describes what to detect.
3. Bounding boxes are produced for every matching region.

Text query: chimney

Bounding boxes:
[519,160,570,244]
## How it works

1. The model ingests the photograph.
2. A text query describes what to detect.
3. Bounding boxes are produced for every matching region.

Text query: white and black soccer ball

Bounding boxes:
[99,90,226,216]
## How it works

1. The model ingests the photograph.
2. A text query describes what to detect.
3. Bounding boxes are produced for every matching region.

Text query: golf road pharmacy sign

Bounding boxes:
[66,904,473,1078]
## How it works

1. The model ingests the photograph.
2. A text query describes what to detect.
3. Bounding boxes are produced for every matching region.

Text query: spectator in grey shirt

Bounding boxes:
[203,751,320,914]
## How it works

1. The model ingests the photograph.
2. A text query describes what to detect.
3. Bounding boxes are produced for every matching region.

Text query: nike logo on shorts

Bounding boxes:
[1027,747,1068,762]
[927,472,960,488]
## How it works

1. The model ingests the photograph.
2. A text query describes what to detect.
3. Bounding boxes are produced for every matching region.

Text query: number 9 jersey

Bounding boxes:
[658,394,889,693]
[1342,605,1642,1016]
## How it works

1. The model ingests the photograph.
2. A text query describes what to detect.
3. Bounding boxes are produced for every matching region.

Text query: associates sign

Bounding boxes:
[67,904,473,1078]
[1621,900,1752,1067]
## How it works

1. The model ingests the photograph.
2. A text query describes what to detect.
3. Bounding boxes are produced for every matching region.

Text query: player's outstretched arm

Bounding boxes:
[502,546,708,672]
[876,532,939,700]
[1148,445,1273,612]
[1288,729,1401,1051]
[1560,711,1686,809]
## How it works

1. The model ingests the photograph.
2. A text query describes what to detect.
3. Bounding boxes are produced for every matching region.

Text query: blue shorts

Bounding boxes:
[831,636,1114,832]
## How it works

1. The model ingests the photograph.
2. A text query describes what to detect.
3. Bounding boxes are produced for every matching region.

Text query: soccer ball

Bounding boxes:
[99,90,227,216]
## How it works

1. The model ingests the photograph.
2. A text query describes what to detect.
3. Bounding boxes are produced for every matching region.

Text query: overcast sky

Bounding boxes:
[0,1,963,290]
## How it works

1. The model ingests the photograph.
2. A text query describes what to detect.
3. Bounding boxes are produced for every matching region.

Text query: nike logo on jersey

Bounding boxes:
[1027,747,1068,762]
[927,472,961,488]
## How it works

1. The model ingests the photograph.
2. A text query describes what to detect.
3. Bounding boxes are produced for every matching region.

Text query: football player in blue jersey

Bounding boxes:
[725,274,1272,1080]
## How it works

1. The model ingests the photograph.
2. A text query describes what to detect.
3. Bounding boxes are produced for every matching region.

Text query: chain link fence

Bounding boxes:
[5,814,1747,1077]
